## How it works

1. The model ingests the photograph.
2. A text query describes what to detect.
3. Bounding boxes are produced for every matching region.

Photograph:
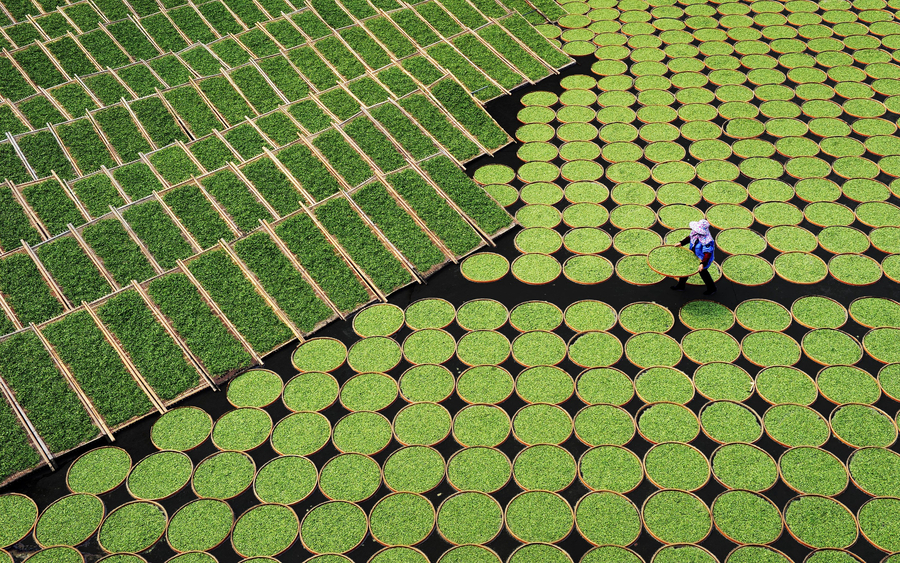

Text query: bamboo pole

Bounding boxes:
[130,279,218,390]
[190,175,242,237]
[219,239,304,341]
[7,180,49,238]
[0,374,55,468]
[31,321,113,440]
[409,157,495,245]
[0,291,23,331]
[259,218,344,320]
[21,241,74,310]
[5,132,38,180]
[301,202,387,301]
[109,205,164,274]
[226,161,279,218]
[151,191,204,253]
[67,222,119,291]
[176,256,264,364]
[81,301,167,413]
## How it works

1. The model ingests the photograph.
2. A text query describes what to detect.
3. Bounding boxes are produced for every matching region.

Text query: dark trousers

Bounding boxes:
[674,268,716,292]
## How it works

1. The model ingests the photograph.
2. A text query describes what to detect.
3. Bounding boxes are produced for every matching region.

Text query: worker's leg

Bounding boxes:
[670,276,688,290]
[700,268,716,295]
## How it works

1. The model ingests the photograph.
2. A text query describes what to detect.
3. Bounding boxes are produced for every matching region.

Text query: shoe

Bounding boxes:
[703,289,717,296]
[670,285,685,291]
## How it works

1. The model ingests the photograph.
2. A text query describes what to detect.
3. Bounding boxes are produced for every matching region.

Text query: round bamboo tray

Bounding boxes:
[451,404,511,448]
[282,371,339,413]
[511,331,567,367]
[392,402,452,447]
[97,501,168,554]
[150,407,213,452]
[270,411,330,457]
[435,492,503,546]
[618,301,675,334]
[515,365,574,405]
[635,401,701,445]
[848,296,900,329]
[643,442,710,491]
[226,369,282,409]
[828,253,884,286]
[455,299,509,332]
[692,362,754,402]
[504,491,575,545]
[828,403,898,449]
[506,543,573,563]
[791,295,848,329]
[368,494,435,548]
[34,493,104,548]
[624,331,683,369]
[512,444,579,493]
[734,298,791,332]
[383,446,445,495]
[711,489,784,546]
[510,403,574,446]
[98,554,146,563]
[803,550,864,563]
[574,491,642,547]
[404,297,456,330]
[460,252,510,283]
[456,365,514,405]
[211,408,273,452]
[66,446,132,494]
[782,495,859,550]
[230,504,296,557]
[863,327,900,364]
[398,364,455,404]
[777,446,849,497]
[762,404,830,448]
[166,499,234,553]
[352,303,405,337]
[368,546,431,562]
[573,404,636,447]
[190,450,256,500]
[164,552,216,563]
[23,548,84,563]
[574,366,634,406]
[126,450,193,501]
[509,300,563,332]
[634,366,695,405]
[724,545,793,563]
[699,400,764,445]
[332,411,393,456]
[640,489,712,545]
[290,337,347,373]
[878,364,900,403]
[577,444,643,493]
[446,446,511,494]
[564,300,617,333]
[815,364,881,406]
[252,455,318,506]
[401,329,456,368]
[710,442,778,492]
[650,545,712,563]
[511,253,563,285]
[455,331,511,368]
[801,329,864,366]
[0,493,38,547]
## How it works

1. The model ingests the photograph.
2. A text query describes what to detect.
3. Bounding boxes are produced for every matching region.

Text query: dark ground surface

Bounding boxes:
[6,54,900,563]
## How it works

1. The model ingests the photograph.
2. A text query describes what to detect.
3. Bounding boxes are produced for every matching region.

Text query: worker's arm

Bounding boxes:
[702,252,712,266]
[679,236,690,246]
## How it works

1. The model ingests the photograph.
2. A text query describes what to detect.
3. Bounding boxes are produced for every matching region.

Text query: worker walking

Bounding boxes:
[671,220,717,296]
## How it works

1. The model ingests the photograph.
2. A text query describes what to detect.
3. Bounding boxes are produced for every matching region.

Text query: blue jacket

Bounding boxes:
[691,240,715,270]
